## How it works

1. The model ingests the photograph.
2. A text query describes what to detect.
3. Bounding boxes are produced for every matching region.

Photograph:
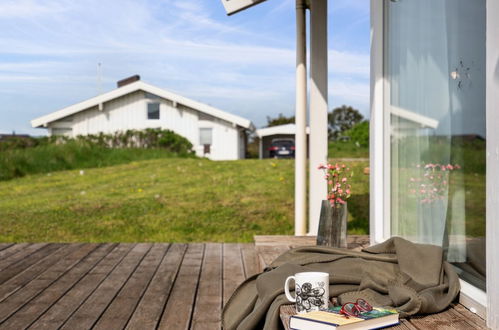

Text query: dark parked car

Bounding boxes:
[269,139,295,158]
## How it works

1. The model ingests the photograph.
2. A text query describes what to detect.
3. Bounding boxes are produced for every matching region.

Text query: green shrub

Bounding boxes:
[343,121,369,148]
[0,129,195,181]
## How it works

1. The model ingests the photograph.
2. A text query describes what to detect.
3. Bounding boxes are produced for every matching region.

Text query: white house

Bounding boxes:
[31,76,254,160]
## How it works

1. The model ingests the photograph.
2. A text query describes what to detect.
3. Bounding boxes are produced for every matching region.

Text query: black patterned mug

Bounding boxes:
[284,272,329,313]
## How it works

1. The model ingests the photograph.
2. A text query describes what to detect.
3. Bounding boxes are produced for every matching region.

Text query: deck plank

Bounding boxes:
[0,244,105,329]
[222,243,246,307]
[0,243,53,277]
[0,244,64,285]
[0,243,31,264]
[125,243,187,330]
[407,308,481,330]
[157,243,204,330]
[241,243,259,279]
[93,244,170,330]
[27,244,131,330]
[59,243,150,330]
[449,303,487,328]
[0,244,14,253]
[0,244,100,324]
[256,245,291,271]
[0,244,84,303]
[191,243,223,330]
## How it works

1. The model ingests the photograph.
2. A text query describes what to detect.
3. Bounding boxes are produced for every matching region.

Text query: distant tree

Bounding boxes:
[343,121,369,147]
[266,113,295,127]
[328,105,364,140]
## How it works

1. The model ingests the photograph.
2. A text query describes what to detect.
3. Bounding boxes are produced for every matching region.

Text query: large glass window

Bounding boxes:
[386,0,486,290]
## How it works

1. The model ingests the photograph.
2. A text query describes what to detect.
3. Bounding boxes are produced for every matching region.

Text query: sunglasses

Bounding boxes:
[339,299,373,318]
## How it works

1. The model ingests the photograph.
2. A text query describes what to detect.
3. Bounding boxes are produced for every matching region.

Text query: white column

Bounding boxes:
[486,0,499,327]
[308,0,328,235]
[294,0,307,235]
[369,0,386,245]
[259,136,263,159]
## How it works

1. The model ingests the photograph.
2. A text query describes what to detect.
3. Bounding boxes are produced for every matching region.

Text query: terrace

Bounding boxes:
[0,241,487,329]
[0,0,497,328]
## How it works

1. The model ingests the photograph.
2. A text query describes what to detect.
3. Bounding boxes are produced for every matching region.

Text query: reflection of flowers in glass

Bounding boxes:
[408,163,461,203]
[318,163,353,207]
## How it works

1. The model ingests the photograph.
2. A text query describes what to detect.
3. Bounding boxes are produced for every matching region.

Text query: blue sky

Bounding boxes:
[0,0,369,135]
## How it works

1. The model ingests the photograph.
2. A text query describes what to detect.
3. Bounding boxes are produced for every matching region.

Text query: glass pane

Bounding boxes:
[147,103,160,120]
[386,0,486,290]
[199,128,212,145]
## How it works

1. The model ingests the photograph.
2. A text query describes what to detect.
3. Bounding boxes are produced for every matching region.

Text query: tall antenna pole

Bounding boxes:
[97,62,102,95]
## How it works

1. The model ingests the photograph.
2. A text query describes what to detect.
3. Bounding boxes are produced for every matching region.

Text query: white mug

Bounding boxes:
[284,272,329,313]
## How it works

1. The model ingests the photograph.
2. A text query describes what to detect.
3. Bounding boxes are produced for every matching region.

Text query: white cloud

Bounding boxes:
[329,50,369,77]
[329,81,369,105]
[0,0,67,18]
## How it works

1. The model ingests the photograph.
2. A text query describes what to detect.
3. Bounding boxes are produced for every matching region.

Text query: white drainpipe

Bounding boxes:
[294,0,308,235]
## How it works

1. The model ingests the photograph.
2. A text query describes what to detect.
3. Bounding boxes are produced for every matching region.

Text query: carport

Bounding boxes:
[255,124,309,159]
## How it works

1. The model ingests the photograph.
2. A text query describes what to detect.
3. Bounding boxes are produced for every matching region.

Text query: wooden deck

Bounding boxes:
[0,242,488,329]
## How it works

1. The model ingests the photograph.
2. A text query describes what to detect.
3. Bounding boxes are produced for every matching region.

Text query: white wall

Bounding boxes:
[48,91,243,160]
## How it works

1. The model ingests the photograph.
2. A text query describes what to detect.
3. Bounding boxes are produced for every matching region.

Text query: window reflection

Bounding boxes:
[386,0,486,290]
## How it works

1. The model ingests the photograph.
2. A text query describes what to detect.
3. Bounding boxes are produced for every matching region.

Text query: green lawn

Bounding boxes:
[328,141,369,159]
[0,158,370,242]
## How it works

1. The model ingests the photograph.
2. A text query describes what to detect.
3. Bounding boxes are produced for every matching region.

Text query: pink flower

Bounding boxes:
[420,189,426,193]
[342,164,346,168]
[337,198,346,204]
[441,166,446,171]
[328,180,333,185]
[341,178,347,183]
[338,189,343,194]
[346,189,351,195]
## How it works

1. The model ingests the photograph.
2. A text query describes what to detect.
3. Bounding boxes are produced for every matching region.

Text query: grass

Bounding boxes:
[0,142,193,181]
[0,158,370,242]
[328,141,369,159]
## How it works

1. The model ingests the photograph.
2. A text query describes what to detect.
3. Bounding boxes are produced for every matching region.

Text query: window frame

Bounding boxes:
[199,127,213,145]
[147,102,160,120]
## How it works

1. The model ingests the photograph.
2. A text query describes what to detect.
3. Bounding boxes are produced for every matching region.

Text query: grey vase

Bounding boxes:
[317,200,347,248]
